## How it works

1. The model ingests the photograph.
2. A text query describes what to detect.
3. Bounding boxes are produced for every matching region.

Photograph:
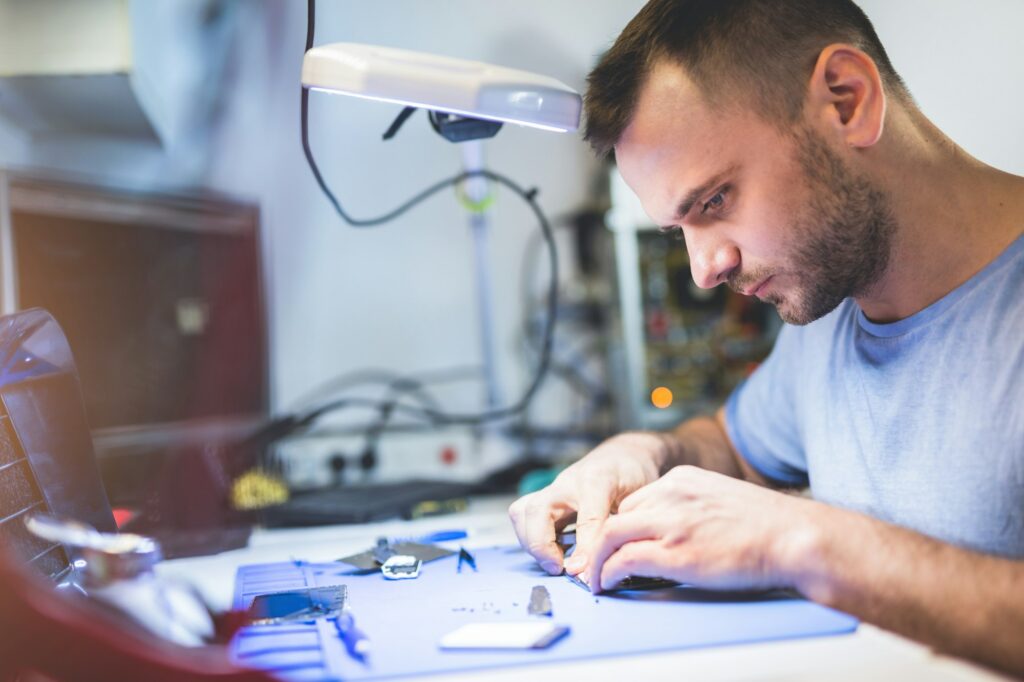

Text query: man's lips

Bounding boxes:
[743,276,773,297]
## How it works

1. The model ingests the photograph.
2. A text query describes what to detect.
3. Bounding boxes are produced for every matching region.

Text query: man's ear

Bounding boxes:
[806,44,886,148]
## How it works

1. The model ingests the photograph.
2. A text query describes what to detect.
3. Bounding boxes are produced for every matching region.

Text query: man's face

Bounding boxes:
[615,61,896,325]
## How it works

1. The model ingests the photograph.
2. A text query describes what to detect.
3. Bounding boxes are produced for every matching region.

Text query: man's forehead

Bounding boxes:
[616,64,728,223]
[619,60,712,148]
[615,60,770,224]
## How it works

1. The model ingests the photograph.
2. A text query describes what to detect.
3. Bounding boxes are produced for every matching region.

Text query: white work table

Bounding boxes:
[159,496,1011,682]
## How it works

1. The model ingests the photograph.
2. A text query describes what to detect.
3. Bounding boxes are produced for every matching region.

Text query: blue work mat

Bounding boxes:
[232,545,857,681]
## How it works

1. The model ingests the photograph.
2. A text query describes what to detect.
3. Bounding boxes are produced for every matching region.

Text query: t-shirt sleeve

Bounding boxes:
[723,324,809,486]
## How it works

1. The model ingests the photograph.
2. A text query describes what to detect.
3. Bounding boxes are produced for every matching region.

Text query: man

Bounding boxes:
[508,0,1024,675]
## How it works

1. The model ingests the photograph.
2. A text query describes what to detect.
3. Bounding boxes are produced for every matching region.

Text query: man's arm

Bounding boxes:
[584,465,1024,678]
[665,408,774,486]
[788,503,1024,677]
[626,408,778,483]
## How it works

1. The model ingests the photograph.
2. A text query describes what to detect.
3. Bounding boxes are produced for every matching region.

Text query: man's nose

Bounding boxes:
[684,228,740,289]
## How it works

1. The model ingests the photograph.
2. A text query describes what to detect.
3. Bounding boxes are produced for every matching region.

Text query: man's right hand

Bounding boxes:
[507,431,672,576]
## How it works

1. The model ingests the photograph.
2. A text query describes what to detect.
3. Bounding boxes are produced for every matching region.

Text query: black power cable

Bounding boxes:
[291,0,559,429]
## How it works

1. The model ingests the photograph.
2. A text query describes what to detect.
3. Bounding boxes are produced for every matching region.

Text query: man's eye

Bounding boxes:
[701,191,726,214]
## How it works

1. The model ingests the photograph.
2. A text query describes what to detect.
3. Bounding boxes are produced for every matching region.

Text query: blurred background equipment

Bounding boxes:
[24,512,215,647]
[297,0,581,423]
[0,0,170,145]
[0,0,248,183]
[605,167,781,430]
[0,542,273,682]
[0,307,272,680]
[0,171,266,548]
[250,0,589,519]
[0,307,115,582]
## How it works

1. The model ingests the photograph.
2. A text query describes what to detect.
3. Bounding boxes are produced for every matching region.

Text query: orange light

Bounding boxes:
[651,386,673,409]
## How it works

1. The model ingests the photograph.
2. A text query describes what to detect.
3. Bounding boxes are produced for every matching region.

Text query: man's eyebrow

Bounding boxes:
[666,165,739,226]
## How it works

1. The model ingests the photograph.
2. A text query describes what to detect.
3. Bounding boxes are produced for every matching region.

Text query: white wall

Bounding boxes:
[0,0,1022,438]
[858,0,1024,175]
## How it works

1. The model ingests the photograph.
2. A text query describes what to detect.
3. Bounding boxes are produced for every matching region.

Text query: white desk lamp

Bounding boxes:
[301,42,582,411]
[301,43,582,134]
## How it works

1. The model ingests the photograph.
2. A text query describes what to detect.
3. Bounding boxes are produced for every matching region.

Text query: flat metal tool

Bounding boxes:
[564,570,677,593]
[333,592,371,663]
[337,538,454,572]
[528,585,553,617]
[564,571,591,592]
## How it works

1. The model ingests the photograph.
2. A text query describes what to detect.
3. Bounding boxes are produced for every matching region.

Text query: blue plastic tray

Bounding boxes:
[232,545,857,680]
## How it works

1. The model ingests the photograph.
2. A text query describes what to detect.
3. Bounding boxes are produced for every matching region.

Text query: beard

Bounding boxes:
[729,125,898,326]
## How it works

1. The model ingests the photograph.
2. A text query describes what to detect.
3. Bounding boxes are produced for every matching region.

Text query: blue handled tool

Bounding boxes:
[414,529,468,543]
[333,585,370,662]
[335,611,370,662]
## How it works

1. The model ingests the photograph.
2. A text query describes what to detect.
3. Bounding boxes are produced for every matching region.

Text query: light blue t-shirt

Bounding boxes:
[725,234,1024,558]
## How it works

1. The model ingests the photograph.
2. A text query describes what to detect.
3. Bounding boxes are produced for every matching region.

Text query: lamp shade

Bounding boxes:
[301,43,582,133]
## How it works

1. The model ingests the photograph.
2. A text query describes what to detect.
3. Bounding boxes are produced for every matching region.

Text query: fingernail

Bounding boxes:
[564,555,584,573]
[541,560,561,575]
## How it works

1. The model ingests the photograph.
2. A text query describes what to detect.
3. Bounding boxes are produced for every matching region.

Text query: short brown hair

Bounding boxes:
[584,0,908,157]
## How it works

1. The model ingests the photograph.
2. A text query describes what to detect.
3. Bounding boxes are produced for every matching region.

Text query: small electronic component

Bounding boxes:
[381,555,422,580]
[528,585,553,617]
[248,585,347,625]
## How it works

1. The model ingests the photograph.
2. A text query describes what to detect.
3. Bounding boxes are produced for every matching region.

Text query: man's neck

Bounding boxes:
[854,109,1024,323]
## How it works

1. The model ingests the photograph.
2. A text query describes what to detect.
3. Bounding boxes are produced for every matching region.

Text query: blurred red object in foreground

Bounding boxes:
[111,508,138,530]
[0,548,273,682]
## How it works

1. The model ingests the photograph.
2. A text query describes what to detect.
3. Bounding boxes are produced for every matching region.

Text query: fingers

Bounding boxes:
[564,483,614,576]
[508,492,569,575]
[586,513,659,593]
[598,540,675,591]
[616,483,656,514]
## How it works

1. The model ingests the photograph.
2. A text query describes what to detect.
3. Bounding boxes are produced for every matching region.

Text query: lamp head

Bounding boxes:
[301,43,582,134]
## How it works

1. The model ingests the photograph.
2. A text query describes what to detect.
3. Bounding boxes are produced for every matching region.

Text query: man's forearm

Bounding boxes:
[781,502,1024,676]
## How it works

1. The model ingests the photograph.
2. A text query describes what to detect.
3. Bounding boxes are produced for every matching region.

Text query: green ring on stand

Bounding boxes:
[455,181,496,213]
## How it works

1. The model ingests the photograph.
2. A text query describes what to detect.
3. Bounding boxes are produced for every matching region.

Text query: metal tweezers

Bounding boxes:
[457,546,477,573]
